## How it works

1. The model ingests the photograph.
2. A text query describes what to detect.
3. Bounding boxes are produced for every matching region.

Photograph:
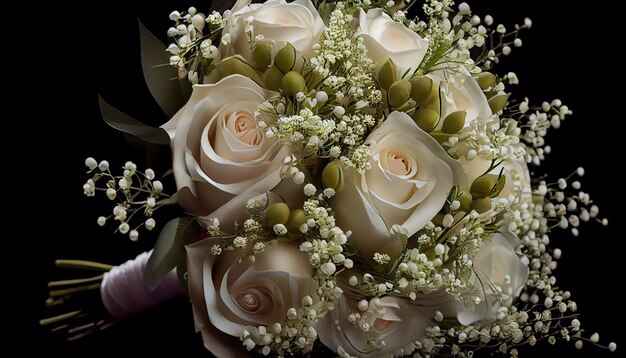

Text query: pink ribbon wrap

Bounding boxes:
[100,251,186,319]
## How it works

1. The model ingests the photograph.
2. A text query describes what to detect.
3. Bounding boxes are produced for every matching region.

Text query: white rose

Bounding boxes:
[358,9,429,72]
[332,111,465,263]
[222,0,324,60]
[461,156,532,204]
[186,239,312,357]
[457,230,530,325]
[162,74,291,221]
[431,70,492,129]
[318,292,458,357]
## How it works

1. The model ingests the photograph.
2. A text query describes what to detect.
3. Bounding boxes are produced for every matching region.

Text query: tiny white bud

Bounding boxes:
[145,218,156,230]
[349,276,358,286]
[609,342,617,352]
[293,171,305,185]
[524,17,532,28]
[484,15,493,26]
[98,160,109,171]
[590,332,599,343]
[572,181,581,190]
[118,222,130,234]
[553,248,562,259]
[357,300,369,311]
[571,319,580,328]
[502,45,512,56]
[466,149,477,160]
[147,197,156,208]
[321,262,336,275]
[169,11,180,21]
[332,106,345,117]
[145,169,155,180]
[434,244,445,256]
[85,157,98,170]
[303,183,317,196]
[129,230,139,241]
[513,38,522,47]
[575,340,583,350]
[496,24,506,33]
[434,310,444,322]
[273,224,287,235]
[442,214,454,228]
[344,258,354,269]
[153,181,163,193]
[97,216,107,226]
[458,2,470,14]
[106,188,117,200]
[316,91,329,103]
[118,178,129,190]
[323,188,336,198]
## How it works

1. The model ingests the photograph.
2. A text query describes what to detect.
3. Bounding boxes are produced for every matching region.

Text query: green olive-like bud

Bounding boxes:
[378,58,397,91]
[322,161,345,193]
[457,191,473,212]
[421,83,441,114]
[286,209,308,234]
[441,110,466,134]
[470,174,500,198]
[476,72,496,90]
[412,107,440,133]
[265,203,290,228]
[282,71,306,97]
[388,79,412,108]
[263,65,284,92]
[471,197,492,213]
[409,76,433,106]
[488,92,511,114]
[216,56,264,85]
[252,44,272,68]
[274,42,296,74]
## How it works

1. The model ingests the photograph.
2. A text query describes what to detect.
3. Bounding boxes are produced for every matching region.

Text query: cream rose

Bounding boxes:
[430,71,492,129]
[318,292,458,357]
[162,74,290,220]
[222,0,324,61]
[457,230,530,325]
[358,9,429,72]
[332,111,465,263]
[186,239,312,357]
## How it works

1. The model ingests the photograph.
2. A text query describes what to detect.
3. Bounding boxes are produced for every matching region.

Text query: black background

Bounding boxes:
[5,0,624,356]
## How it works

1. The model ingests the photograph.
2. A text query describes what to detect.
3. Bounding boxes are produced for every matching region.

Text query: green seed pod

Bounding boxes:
[476,72,496,90]
[282,71,306,97]
[409,76,433,106]
[471,198,492,214]
[388,79,412,108]
[421,82,441,114]
[216,56,264,85]
[457,191,473,212]
[322,161,345,193]
[488,92,511,114]
[413,107,440,133]
[252,44,272,68]
[470,174,500,198]
[265,203,290,228]
[274,42,296,74]
[441,110,466,134]
[286,209,308,234]
[378,58,397,91]
[263,65,284,92]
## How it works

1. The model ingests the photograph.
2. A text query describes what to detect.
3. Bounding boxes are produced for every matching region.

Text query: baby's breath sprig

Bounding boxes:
[166,6,225,84]
[82,157,172,241]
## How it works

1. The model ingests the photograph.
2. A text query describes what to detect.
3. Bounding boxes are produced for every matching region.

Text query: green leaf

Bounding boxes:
[138,20,188,118]
[99,96,171,145]
[143,216,202,291]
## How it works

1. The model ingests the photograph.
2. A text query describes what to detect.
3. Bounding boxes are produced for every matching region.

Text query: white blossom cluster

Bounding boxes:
[82,158,168,241]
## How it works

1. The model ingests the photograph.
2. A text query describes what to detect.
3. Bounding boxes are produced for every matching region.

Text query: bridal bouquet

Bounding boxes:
[43,0,617,356]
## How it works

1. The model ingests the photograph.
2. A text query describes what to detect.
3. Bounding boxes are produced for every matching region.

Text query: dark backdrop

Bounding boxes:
[5,0,623,356]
